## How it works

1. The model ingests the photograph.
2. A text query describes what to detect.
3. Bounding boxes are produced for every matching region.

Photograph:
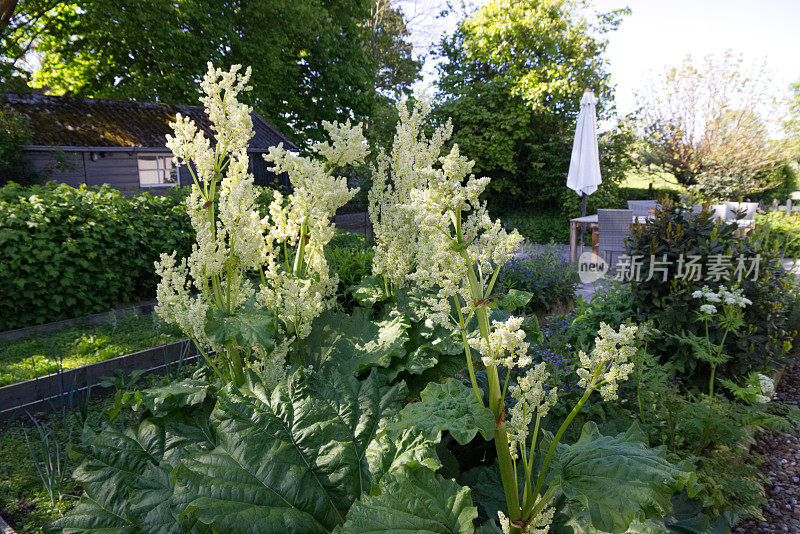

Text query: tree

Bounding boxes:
[433,0,628,208]
[636,53,795,198]
[10,0,418,146]
[0,0,66,91]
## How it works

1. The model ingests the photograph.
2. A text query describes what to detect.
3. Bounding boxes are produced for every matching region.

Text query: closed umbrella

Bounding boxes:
[566,89,602,248]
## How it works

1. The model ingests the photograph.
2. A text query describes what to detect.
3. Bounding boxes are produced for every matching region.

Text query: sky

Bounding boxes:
[402,0,800,117]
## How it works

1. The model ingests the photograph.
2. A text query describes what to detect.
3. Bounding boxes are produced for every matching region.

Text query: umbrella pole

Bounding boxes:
[580,193,586,256]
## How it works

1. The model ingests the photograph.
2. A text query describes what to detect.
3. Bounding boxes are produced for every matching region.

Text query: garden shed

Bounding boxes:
[0,92,297,192]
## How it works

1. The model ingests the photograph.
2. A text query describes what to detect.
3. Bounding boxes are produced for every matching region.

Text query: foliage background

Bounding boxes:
[0,183,193,330]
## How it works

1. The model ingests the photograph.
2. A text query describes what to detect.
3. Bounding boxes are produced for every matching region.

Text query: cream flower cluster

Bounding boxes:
[157,64,262,355]
[155,63,364,385]
[468,316,530,368]
[154,252,211,346]
[402,170,522,329]
[756,373,775,403]
[498,506,555,534]
[262,121,366,339]
[576,322,638,401]
[368,100,454,289]
[506,362,558,450]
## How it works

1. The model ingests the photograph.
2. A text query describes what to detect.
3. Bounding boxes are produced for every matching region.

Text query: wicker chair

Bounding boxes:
[597,209,633,266]
[626,200,659,218]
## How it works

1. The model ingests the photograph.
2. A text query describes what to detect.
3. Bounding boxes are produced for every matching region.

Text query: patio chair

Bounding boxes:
[597,209,633,267]
[709,204,728,221]
[626,200,659,218]
[691,204,704,216]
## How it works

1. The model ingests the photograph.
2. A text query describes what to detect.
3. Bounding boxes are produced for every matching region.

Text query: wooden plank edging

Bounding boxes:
[0,339,198,422]
[0,300,158,343]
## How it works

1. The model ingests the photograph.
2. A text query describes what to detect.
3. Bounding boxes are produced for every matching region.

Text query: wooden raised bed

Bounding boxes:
[0,300,158,343]
[0,339,198,422]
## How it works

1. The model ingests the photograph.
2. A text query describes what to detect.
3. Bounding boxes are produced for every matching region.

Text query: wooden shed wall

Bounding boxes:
[23,149,291,193]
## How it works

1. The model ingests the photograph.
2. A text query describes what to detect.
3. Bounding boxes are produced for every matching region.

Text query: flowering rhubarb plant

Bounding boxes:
[154,63,367,387]
[50,68,694,534]
[371,102,689,534]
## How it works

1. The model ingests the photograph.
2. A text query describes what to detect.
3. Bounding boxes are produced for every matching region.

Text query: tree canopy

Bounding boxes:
[1,0,420,146]
[636,53,796,199]
[434,0,628,208]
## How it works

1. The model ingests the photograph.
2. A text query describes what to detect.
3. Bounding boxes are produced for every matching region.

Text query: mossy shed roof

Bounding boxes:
[1,93,297,151]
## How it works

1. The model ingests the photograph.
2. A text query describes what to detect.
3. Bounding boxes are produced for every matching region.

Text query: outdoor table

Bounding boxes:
[568,214,650,263]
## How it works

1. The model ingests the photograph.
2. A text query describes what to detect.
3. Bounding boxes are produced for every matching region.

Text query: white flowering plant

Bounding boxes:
[678,285,752,396]
[372,102,678,534]
[719,371,776,404]
[154,63,366,387]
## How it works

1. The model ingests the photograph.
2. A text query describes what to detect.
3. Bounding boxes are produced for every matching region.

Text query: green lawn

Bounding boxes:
[620,168,686,193]
[0,313,185,387]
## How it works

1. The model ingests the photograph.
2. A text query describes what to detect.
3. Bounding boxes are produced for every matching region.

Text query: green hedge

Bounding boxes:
[498,209,571,244]
[0,183,194,330]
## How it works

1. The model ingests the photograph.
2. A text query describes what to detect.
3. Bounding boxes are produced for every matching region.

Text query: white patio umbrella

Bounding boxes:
[566,90,602,248]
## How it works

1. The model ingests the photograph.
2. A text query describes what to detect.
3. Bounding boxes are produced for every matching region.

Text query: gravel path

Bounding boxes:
[733,361,800,533]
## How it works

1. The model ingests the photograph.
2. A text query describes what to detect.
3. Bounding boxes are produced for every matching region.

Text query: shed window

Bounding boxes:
[138,155,178,187]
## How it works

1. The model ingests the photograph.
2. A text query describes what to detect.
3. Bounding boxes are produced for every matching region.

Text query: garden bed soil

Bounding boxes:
[733,360,800,534]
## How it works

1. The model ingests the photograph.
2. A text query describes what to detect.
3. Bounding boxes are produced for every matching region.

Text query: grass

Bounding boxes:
[0,313,185,387]
[620,168,686,193]
[0,368,196,533]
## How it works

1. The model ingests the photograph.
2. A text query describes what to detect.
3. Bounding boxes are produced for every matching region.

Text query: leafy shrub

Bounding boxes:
[626,203,797,381]
[498,209,571,244]
[618,186,680,203]
[0,183,194,330]
[563,282,637,351]
[560,180,627,219]
[493,244,579,315]
[753,210,800,258]
[326,231,374,311]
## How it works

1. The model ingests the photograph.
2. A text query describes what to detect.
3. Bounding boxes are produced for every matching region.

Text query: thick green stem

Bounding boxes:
[494,422,522,523]
[455,297,482,404]
[227,344,245,387]
[528,385,594,516]
[709,365,716,397]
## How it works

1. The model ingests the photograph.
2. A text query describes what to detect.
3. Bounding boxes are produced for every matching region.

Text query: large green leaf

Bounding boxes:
[367,427,442,487]
[48,416,211,534]
[490,289,533,312]
[393,378,495,445]
[337,468,478,534]
[349,275,390,308]
[205,307,276,350]
[297,308,409,377]
[131,378,213,416]
[173,369,406,533]
[46,493,137,533]
[545,422,696,534]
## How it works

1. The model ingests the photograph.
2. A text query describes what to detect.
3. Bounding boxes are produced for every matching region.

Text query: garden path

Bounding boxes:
[733,361,800,534]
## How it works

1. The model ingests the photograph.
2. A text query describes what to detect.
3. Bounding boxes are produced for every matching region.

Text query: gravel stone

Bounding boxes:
[733,361,800,533]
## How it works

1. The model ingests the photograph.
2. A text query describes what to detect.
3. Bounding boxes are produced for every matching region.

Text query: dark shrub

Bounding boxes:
[626,202,796,382]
